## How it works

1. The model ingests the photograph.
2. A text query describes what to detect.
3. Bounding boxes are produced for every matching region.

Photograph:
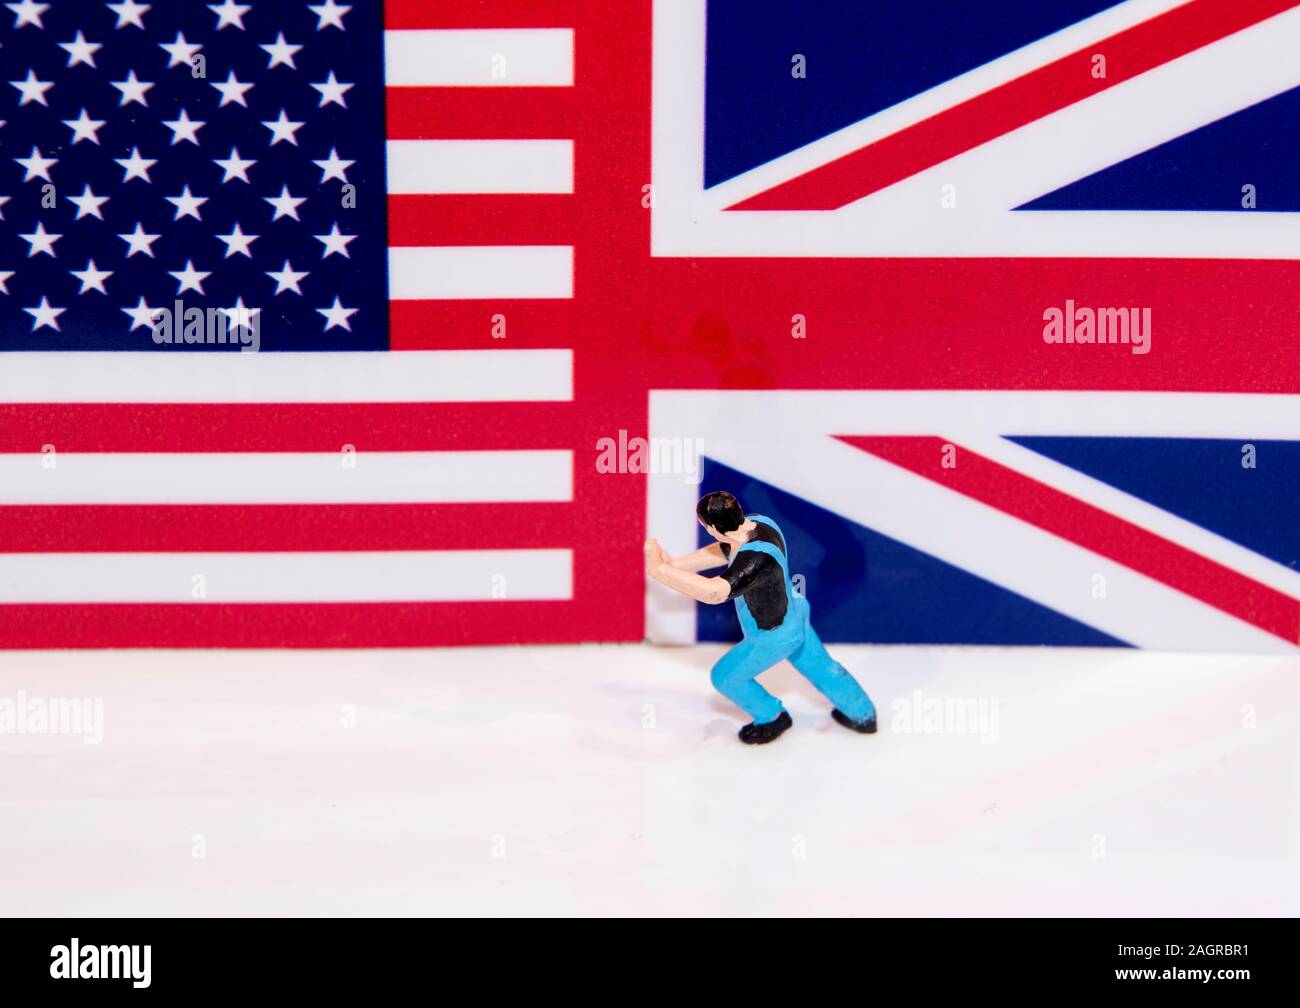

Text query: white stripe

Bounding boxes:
[645,394,705,644]
[651,390,1300,440]
[0,550,572,602]
[0,350,572,403]
[389,246,573,300]
[387,139,573,195]
[0,451,572,505]
[384,28,574,87]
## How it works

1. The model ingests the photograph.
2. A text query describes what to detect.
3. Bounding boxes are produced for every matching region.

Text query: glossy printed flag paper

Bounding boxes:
[1,0,1298,652]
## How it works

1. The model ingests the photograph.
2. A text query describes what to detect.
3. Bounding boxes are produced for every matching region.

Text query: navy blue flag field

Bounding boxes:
[1,0,387,350]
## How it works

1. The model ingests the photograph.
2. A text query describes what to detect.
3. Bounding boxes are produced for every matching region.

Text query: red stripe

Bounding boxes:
[385,0,582,29]
[0,403,575,452]
[0,601,600,648]
[388,194,573,246]
[389,301,576,350]
[730,0,1300,210]
[386,88,576,139]
[839,435,1300,644]
[0,503,574,552]
[640,257,1300,393]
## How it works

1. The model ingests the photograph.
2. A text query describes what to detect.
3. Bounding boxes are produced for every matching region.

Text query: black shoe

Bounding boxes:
[738,711,793,745]
[831,708,877,734]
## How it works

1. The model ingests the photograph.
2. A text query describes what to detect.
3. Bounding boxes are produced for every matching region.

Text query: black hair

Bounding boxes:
[696,491,745,534]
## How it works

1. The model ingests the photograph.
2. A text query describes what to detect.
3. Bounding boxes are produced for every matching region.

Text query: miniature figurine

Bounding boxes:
[645,491,877,745]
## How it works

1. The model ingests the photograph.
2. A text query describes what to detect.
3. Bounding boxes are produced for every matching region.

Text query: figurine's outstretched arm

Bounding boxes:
[670,542,727,573]
[644,540,730,604]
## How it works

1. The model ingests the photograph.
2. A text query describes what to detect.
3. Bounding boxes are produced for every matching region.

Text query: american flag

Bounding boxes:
[3,1,1299,652]
[1,1,603,646]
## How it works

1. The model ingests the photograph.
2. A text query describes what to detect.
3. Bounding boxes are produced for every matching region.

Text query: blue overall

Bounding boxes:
[710,514,877,726]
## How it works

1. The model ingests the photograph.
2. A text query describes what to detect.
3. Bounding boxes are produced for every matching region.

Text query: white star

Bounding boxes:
[19,222,60,257]
[162,108,205,145]
[215,222,258,258]
[219,296,260,332]
[5,1,48,29]
[68,185,110,220]
[261,109,304,146]
[14,146,57,182]
[111,69,154,106]
[259,32,302,70]
[115,146,157,183]
[63,108,107,145]
[309,0,350,31]
[264,185,306,221]
[0,270,13,294]
[310,70,352,108]
[266,259,309,295]
[118,222,161,258]
[317,296,357,331]
[208,0,250,30]
[71,259,113,295]
[0,194,8,219]
[107,1,150,30]
[10,69,53,106]
[24,295,65,331]
[168,259,211,295]
[214,147,256,184]
[211,70,253,107]
[59,31,103,68]
[312,147,354,183]
[315,223,356,259]
[159,31,202,69]
[122,296,162,332]
[165,184,208,221]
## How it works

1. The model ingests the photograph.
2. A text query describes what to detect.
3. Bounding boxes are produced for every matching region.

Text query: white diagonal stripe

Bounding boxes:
[962,432,1300,599]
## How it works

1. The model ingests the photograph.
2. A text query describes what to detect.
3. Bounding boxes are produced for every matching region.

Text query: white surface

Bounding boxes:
[0,644,1296,917]
[0,350,574,403]
[384,29,574,87]
[387,140,574,194]
[0,451,573,505]
[0,550,571,603]
[388,246,574,300]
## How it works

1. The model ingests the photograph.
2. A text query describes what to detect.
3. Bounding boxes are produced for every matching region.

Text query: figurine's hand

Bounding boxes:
[643,538,669,574]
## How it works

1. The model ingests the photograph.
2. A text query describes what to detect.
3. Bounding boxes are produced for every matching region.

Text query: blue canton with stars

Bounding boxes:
[0,0,387,351]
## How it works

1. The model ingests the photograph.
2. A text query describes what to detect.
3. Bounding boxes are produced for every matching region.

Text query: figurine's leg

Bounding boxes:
[788,600,876,724]
[710,636,788,725]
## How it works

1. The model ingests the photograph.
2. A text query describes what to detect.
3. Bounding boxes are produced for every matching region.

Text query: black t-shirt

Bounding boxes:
[719,521,788,630]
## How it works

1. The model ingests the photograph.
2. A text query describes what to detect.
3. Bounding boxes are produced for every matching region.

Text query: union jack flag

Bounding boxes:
[645,0,1300,654]
[2,0,1298,652]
